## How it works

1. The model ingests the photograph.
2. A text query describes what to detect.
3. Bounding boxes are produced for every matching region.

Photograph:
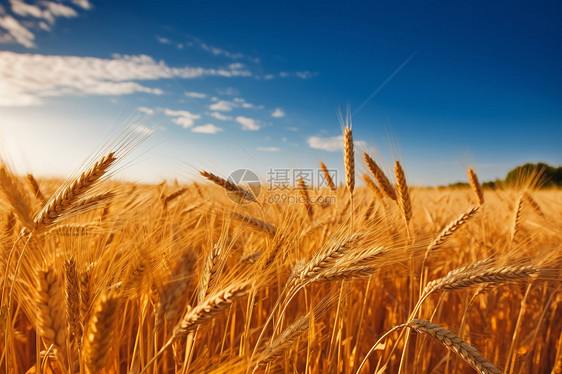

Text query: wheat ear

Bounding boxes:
[424,263,537,296]
[510,194,524,242]
[298,178,314,219]
[257,314,310,365]
[364,153,397,200]
[294,235,359,285]
[394,161,412,222]
[36,267,67,363]
[83,294,119,374]
[233,212,277,237]
[80,263,93,326]
[200,170,257,203]
[423,205,480,263]
[163,187,187,209]
[522,191,544,218]
[362,174,385,202]
[64,257,81,342]
[407,319,502,374]
[34,152,116,230]
[27,173,46,203]
[467,168,485,205]
[173,283,250,337]
[344,125,355,194]
[320,162,337,191]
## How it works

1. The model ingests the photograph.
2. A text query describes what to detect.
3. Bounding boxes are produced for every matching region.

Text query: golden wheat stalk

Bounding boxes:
[467,168,485,205]
[344,125,355,194]
[320,162,337,191]
[394,161,412,222]
[83,294,119,374]
[407,319,501,374]
[363,153,397,200]
[34,152,117,230]
[200,170,257,203]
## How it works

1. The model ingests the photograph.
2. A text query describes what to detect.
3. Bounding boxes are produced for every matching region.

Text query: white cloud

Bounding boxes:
[1,0,88,48]
[71,0,92,10]
[271,108,285,118]
[236,116,260,131]
[276,71,317,79]
[133,125,154,135]
[217,87,239,96]
[307,135,367,152]
[157,36,170,44]
[184,91,207,98]
[286,126,299,132]
[163,109,201,128]
[257,146,280,152]
[0,15,34,47]
[0,52,254,106]
[209,100,236,112]
[137,106,154,114]
[192,123,223,134]
[210,112,232,121]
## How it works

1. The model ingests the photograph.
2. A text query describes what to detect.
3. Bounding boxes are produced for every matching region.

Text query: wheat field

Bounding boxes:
[0,129,560,374]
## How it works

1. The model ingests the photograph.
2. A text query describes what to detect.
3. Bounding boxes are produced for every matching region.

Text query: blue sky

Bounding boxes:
[0,0,561,186]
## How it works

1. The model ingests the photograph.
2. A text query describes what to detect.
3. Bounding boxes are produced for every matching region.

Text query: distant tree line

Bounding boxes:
[445,163,562,189]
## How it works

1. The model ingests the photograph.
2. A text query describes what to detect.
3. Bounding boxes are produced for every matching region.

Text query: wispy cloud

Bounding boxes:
[185,91,207,99]
[257,146,279,152]
[210,112,232,121]
[307,135,367,152]
[156,36,170,44]
[0,52,253,106]
[278,71,317,79]
[236,116,260,131]
[0,15,35,47]
[164,109,201,128]
[271,108,285,118]
[209,100,236,112]
[192,123,223,134]
[0,0,91,48]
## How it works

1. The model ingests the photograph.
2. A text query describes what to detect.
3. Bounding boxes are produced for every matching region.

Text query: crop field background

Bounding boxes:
[0,129,560,374]
[0,2,561,373]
